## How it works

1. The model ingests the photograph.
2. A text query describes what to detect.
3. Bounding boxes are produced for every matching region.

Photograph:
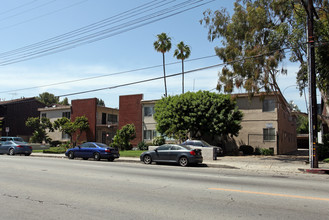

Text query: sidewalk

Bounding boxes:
[31,152,329,174]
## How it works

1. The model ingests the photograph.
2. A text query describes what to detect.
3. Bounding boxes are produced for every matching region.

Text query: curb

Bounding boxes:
[298,168,329,175]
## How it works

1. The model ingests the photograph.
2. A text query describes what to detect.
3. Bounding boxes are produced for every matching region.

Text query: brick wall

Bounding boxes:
[71,98,97,144]
[119,94,143,147]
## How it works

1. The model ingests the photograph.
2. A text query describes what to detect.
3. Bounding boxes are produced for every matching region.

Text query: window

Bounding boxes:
[156,145,171,151]
[108,114,118,123]
[263,100,275,112]
[62,132,70,139]
[144,106,155,116]
[143,130,158,140]
[263,128,275,141]
[41,113,47,118]
[62,112,70,119]
[102,113,106,124]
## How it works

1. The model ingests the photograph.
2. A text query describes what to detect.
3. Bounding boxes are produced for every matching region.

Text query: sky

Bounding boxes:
[0,0,314,112]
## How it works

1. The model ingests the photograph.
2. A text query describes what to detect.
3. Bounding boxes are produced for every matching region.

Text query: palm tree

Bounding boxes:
[174,41,191,94]
[154,33,172,97]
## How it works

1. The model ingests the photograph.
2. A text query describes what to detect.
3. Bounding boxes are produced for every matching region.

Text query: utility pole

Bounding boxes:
[301,0,318,168]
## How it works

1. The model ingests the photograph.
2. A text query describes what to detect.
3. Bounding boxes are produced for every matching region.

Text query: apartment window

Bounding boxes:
[144,130,158,140]
[62,112,70,119]
[263,100,275,112]
[108,114,118,123]
[144,106,155,117]
[102,113,106,124]
[62,132,70,139]
[41,113,47,118]
[263,128,275,141]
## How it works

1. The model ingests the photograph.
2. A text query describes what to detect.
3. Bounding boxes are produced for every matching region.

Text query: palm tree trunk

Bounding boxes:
[162,53,167,97]
[182,59,185,94]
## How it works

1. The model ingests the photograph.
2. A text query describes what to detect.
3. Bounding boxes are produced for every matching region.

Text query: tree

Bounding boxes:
[174,41,191,94]
[97,98,105,106]
[36,92,59,106]
[200,0,329,108]
[60,97,69,105]
[111,124,136,150]
[54,116,89,146]
[26,117,54,143]
[154,32,172,97]
[154,91,243,141]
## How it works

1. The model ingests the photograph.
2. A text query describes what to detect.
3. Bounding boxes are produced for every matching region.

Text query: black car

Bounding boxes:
[140,144,203,167]
[65,142,120,161]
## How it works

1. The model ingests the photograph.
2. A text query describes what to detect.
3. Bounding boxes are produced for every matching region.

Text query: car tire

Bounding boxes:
[94,152,101,161]
[179,157,188,167]
[108,158,115,162]
[9,148,15,155]
[25,153,31,156]
[143,155,152,164]
[68,151,74,159]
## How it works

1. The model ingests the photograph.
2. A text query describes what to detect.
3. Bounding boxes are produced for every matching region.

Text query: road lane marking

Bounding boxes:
[209,188,329,202]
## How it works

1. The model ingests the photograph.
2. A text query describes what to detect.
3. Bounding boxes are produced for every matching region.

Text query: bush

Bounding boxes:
[323,158,329,163]
[50,140,62,148]
[254,147,261,155]
[239,145,254,155]
[259,148,274,156]
[152,136,165,146]
[317,144,329,161]
[43,146,67,154]
[137,141,148,151]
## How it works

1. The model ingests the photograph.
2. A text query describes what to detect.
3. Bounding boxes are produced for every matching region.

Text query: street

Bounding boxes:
[0,156,329,220]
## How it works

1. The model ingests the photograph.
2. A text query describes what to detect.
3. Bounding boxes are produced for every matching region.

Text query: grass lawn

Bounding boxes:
[120,150,145,157]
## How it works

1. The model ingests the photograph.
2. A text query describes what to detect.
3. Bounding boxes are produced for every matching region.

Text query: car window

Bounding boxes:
[80,143,95,148]
[156,145,171,151]
[1,138,8,141]
[170,145,182,150]
[13,137,24,142]
[95,143,108,148]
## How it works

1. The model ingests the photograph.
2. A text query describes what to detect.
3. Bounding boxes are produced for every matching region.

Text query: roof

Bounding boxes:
[0,97,41,106]
[38,105,71,112]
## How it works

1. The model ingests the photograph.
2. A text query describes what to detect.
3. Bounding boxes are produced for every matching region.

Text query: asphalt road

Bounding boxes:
[0,156,328,220]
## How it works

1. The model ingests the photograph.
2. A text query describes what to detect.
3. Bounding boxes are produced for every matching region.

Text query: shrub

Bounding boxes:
[259,148,274,156]
[43,146,67,154]
[323,158,329,163]
[254,147,261,155]
[152,136,165,146]
[317,144,329,161]
[239,145,254,155]
[137,141,148,151]
[50,140,62,148]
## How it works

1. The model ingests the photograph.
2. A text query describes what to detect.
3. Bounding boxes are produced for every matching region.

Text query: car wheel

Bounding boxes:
[68,151,74,159]
[179,157,188,167]
[143,155,152,164]
[108,158,115,162]
[9,148,15,155]
[25,153,31,156]
[94,152,101,161]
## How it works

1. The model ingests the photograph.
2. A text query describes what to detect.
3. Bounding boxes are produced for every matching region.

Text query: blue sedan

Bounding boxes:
[65,142,120,161]
[0,141,32,156]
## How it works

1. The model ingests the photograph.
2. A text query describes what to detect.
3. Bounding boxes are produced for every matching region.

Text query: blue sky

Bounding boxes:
[0,0,312,112]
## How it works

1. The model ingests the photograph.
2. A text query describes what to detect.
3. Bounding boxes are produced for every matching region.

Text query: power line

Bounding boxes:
[0,54,218,94]
[57,47,292,97]
[0,0,214,66]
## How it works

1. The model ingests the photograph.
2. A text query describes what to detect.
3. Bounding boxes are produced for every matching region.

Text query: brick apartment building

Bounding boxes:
[118,92,297,155]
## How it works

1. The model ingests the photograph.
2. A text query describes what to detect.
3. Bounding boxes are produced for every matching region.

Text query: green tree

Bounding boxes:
[54,116,89,146]
[97,98,105,106]
[174,41,191,94]
[111,124,136,150]
[59,97,69,105]
[26,117,54,143]
[154,32,172,97]
[200,0,329,109]
[154,91,243,141]
[36,92,59,106]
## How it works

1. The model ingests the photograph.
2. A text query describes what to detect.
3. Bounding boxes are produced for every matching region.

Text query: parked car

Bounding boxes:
[0,140,32,156]
[1,136,26,142]
[140,144,203,167]
[65,142,120,161]
[181,139,224,156]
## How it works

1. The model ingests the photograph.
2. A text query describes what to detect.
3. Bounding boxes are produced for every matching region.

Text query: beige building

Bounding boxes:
[233,92,297,155]
[137,92,297,155]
